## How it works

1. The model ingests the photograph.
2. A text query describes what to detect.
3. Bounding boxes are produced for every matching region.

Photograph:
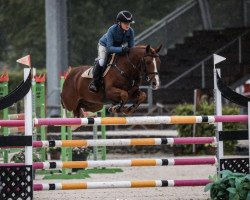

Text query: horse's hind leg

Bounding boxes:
[123,90,146,115]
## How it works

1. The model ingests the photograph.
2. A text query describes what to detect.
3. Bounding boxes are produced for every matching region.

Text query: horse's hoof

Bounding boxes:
[108,107,113,113]
[123,108,133,115]
[108,107,117,113]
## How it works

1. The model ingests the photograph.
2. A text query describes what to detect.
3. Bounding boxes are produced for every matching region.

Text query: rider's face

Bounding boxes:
[120,22,131,31]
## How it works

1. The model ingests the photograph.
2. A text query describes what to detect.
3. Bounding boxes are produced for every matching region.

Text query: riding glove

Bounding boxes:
[122,46,130,53]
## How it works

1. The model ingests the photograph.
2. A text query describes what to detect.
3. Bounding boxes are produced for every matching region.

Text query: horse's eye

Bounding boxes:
[146,61,151,65]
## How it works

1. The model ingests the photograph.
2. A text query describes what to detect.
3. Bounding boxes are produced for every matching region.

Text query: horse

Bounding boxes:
[61,44,162,117]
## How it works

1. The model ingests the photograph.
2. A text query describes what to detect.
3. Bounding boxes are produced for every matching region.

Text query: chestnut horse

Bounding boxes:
[61,44,161,117]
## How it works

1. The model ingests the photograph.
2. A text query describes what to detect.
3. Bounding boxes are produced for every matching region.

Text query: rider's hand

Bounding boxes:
[122,46,130,53]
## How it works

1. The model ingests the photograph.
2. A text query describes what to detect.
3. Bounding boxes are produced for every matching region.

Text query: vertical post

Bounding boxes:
[201,62,205,88]
[248,102,250,173]
[45,0,68,117]
[38,78,46,161]
[213,54,226,173]
[147,86,153,111]
[101,106,106,160]
[0,79,9,163]
[214,68,223,172]
[60,75,70,174]
[93,124,98,160]
[193,89,197,153]
[32,68,37,141]
[238,37,242,64]
[24,68,33,166]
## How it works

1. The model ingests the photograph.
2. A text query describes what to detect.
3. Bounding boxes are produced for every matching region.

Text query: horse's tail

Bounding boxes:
[64,66,72,79]
[60,97,65,109]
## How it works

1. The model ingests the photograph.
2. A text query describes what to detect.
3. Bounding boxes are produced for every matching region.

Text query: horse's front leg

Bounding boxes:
[106,87,129,114]
[123,90,146,115]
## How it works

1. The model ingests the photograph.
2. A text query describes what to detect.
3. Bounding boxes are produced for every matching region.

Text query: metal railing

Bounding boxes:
[134,0,201,54]
[162,29,250,89]
[135,0,197,44]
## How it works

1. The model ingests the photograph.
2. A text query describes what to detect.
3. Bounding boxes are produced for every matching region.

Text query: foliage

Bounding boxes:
[173,101,244,155]
[47,147,61,154]
[72,147,90,157]
[0,0,45,68]
[11,149,40,163]
[204,170,250,200]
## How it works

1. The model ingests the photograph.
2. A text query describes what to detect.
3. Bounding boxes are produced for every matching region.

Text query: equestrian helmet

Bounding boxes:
[116,11,135,23]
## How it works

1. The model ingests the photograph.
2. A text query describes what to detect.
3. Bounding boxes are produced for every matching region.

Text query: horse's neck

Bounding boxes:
[117,53,142,71]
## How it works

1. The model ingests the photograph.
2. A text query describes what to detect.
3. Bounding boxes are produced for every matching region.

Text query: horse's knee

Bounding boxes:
[106,88,128,103]
[120,91,129,103]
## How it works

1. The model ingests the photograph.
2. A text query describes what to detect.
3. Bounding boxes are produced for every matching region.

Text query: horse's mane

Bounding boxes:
[131,45,156,55]
[133,45,155,52]
[134,45,146,49]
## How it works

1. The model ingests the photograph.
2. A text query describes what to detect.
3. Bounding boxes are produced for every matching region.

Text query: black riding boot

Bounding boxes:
[88,62,103,93]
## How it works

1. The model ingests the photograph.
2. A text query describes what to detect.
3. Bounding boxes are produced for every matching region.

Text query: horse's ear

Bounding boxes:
[146,45,151,54]
[155,44,162,53]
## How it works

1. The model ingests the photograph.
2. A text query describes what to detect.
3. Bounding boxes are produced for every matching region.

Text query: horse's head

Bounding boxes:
[143,45,162,90]
[129,45,161,90]
[116,44,161,90]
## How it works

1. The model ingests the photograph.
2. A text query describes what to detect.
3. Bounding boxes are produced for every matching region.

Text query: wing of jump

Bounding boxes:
[0,68,31,110]
[216,71,250,107]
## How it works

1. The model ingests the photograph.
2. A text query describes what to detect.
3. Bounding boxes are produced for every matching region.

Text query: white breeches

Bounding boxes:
[97,43,108,67]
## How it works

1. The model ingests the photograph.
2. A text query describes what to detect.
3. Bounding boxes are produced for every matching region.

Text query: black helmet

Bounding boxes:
[116,10,135,23]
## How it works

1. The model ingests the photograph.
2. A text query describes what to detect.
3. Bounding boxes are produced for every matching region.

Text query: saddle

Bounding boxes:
[81,54,116,79]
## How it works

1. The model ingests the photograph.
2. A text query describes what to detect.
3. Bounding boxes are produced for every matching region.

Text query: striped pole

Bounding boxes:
[34,179,211,191]
[0,115,248,127]
[32,157,216,169]
[33,137,216,148]
[0,157,216,169]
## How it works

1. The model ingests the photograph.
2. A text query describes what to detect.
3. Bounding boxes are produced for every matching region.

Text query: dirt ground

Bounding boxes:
[33,154,216,200]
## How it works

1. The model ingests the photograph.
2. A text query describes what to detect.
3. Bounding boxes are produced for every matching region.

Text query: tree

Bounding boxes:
[0,0,45,68]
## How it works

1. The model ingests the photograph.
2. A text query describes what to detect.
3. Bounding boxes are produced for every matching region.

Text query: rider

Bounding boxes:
[88,10,135,93]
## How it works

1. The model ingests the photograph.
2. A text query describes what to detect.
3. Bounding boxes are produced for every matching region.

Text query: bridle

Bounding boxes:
[139,53,159,82]
[112,51,159,87]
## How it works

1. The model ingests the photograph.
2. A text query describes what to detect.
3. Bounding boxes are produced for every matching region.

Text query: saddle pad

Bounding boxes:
[81,54,115,79]
[81,65,112,79]
[81,67,93,78]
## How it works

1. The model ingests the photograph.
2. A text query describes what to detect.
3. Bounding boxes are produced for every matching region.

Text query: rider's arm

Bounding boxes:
[106,27,123,53]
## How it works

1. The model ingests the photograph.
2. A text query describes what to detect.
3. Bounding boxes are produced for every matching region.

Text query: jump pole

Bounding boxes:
[32,137,217,148]
[0,115,248,127]
[32,157,217,169]
[0,157,216,169]
[34,179,211,191]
